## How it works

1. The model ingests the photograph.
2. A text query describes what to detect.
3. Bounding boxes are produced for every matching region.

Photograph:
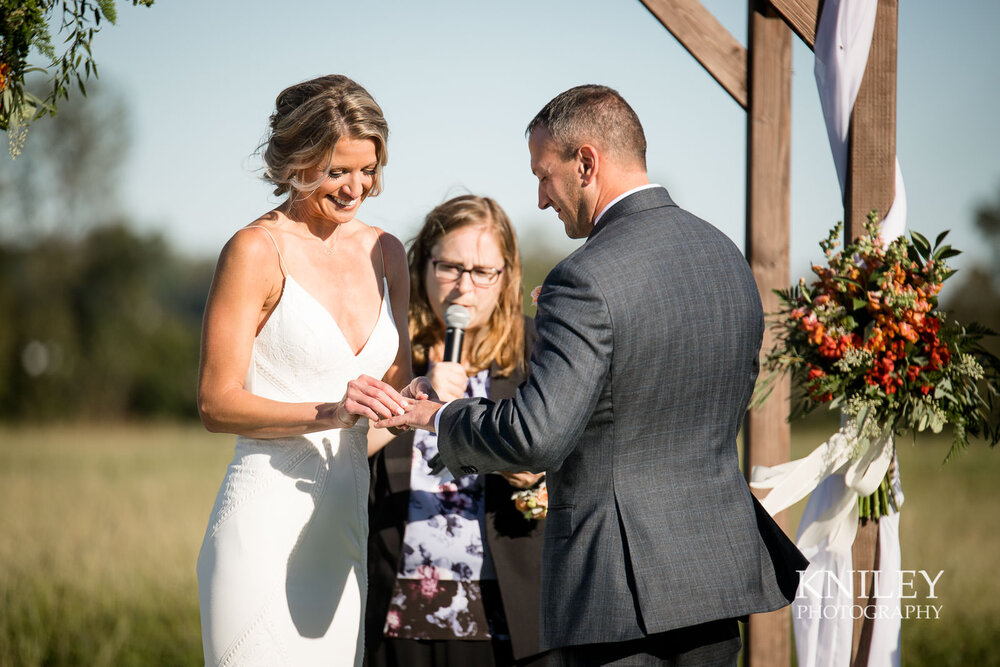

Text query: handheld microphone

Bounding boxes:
[443,304,471,363]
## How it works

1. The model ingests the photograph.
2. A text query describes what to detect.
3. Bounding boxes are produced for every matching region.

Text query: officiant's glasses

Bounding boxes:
[430,258,503,287]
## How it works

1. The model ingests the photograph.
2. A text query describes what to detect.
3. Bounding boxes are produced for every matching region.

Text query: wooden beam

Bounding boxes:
[845,0,897,240]
[844,1,898,663]
[769,0,823,49]
[744,1,793,664]
[638,0,748,109]
[851,519,880,665]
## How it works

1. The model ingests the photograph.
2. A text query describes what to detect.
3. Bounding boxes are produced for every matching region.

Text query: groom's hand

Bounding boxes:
[373,397,444,433]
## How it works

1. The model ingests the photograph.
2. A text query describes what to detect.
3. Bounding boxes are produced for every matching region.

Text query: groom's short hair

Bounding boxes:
[527,85,647,169]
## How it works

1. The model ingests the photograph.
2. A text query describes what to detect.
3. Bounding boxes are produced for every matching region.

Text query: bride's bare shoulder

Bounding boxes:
[217,212,289,273]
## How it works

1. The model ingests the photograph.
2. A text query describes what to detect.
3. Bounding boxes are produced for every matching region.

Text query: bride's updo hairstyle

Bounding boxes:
[262,74,389,199]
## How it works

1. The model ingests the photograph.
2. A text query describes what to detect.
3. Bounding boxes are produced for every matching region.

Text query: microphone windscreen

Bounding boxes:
[444,304,471,329]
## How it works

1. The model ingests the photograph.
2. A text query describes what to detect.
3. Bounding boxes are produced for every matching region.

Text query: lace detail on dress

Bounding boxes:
[206,439,315,538]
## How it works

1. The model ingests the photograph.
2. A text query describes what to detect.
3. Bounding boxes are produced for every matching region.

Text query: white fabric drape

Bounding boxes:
[751,1,906,665]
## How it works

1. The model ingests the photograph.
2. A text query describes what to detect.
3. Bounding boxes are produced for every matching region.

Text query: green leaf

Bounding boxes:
[934,230,950,247]
[833,276,864,289]
[99,0,119,23]
[911,231,931,258]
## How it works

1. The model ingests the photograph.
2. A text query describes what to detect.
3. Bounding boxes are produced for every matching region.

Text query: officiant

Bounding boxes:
[365,194,547,667]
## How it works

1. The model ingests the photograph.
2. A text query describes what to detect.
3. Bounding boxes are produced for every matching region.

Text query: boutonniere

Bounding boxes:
[512,480,548,520]
[530,285,542,307]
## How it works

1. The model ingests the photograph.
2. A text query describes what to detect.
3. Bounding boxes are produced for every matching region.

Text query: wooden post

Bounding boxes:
[744,1,793,666]
[844,1,898,664]
[845,0,897,240]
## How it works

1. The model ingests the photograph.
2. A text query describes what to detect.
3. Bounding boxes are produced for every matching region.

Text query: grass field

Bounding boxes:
[0,420,997,666]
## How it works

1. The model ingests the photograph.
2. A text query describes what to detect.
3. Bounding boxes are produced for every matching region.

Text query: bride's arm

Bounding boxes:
[198,227,406,439]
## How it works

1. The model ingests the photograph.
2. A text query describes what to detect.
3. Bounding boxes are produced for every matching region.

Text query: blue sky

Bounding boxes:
[79,0,1000,279]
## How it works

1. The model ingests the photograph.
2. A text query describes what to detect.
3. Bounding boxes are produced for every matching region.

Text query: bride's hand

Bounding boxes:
[337,374,408,425]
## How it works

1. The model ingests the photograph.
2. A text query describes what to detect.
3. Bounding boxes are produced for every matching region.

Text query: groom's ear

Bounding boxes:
[577,144,599,186]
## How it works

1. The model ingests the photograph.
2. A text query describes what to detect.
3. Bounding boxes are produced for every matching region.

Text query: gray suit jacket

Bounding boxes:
[435,187,807,651]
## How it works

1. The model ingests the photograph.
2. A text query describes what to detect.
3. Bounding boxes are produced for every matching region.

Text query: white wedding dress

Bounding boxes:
[197,228,398,666]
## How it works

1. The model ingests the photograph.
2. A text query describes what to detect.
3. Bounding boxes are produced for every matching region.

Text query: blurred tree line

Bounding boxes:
[1,82,997,422]
[0,84,213,421]
[946,186,1000,356]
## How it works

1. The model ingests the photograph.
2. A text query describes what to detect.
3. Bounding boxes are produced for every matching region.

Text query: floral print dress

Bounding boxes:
[381,370,506,641]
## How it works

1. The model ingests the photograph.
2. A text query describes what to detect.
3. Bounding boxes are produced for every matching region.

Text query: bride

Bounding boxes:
[196,75,418,666]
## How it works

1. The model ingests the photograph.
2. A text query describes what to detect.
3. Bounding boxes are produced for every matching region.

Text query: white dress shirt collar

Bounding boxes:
[593,183,663,227]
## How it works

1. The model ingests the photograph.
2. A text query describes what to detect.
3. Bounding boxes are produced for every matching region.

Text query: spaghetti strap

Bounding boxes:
[244,225,288,277]
[374,227,387,287]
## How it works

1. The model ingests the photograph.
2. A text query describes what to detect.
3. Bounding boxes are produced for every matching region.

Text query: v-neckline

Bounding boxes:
[285,274,391,358]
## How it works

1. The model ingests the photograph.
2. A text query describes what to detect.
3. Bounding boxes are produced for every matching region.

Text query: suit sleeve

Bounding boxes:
[436,259,612,475]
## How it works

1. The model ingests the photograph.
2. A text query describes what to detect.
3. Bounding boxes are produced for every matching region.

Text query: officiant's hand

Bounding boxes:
[401,376,436,401]
[373,398,444,433]
[426,361,467,402]
[499,471,545,489]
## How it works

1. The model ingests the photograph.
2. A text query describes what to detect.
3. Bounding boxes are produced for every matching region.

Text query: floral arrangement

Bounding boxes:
[512,480,548,521]
[759,214,1000,517]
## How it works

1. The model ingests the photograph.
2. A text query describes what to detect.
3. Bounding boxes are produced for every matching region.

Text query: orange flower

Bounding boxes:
[798,311,825,346]
[898,321,919,343]
[866,327,886,354]
[808,325,825,346]
[891,263,906,286]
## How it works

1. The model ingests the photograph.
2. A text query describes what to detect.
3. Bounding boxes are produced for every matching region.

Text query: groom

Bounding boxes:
[377,85,807,665]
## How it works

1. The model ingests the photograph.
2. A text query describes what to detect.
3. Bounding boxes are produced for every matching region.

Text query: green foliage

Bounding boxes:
[0,226,214,421]
[0,0,154,155]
